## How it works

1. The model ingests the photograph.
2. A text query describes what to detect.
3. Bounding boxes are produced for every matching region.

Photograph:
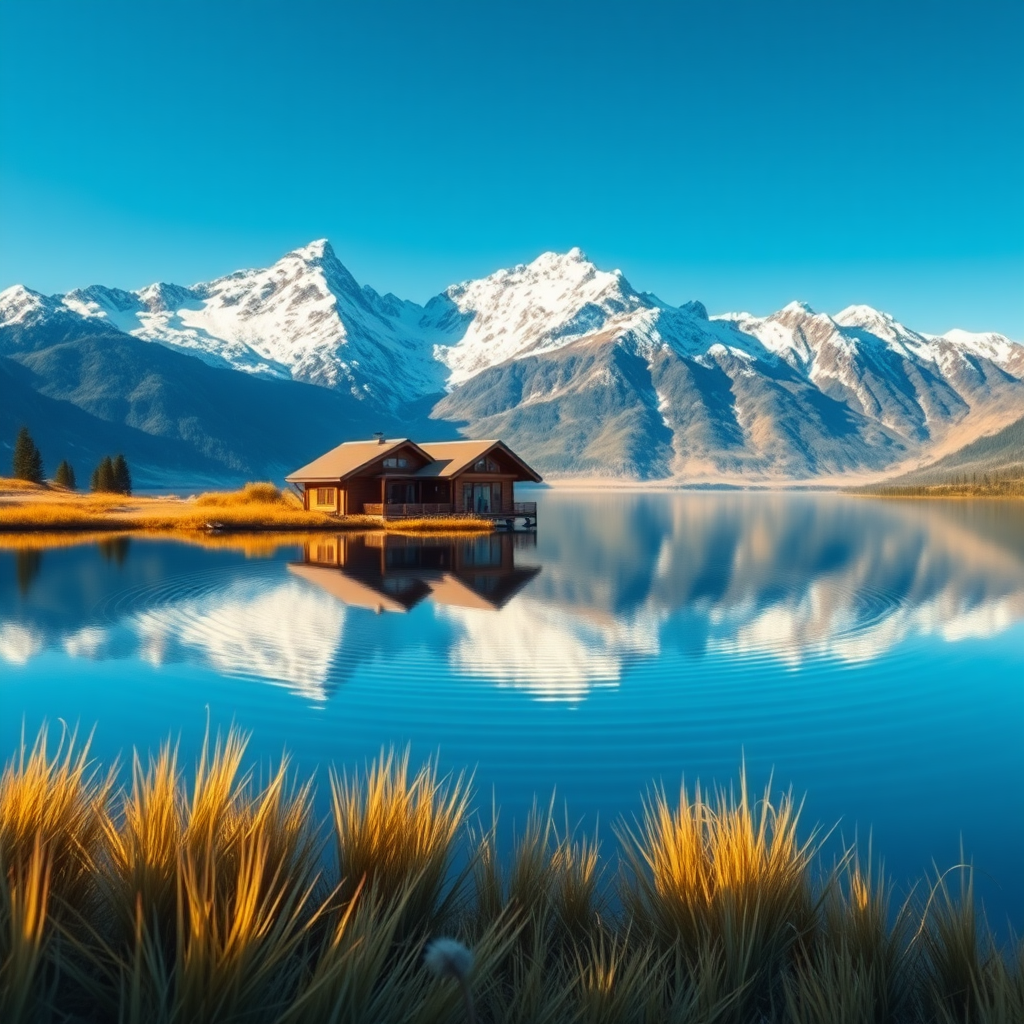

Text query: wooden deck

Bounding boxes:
[363,501,538,522]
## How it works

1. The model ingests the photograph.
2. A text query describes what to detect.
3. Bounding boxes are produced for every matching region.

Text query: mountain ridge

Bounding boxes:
[2,241,1022,483]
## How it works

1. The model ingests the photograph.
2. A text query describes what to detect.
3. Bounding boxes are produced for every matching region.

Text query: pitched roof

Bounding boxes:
[415,440,543,481]
[286,438,543,483]
[285,439,428,482]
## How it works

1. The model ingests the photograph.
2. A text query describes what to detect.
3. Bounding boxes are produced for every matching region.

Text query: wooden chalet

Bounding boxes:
[285,437,542,522]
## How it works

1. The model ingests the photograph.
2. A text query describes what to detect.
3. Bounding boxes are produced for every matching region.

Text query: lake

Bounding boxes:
[2,491,1022,931]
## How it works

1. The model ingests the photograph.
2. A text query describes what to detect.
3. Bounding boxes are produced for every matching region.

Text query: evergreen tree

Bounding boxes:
[92,456,116,492]
[112,453,132,496]
[12,426,44,483]
[54,459,77,490]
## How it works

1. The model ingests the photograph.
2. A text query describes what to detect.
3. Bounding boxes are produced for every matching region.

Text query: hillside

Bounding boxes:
[0,335,448,488]
[877,415,1024,487]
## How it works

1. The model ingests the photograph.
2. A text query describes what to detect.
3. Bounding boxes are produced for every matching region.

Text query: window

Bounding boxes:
[383,456,408,469]
[315,487,335,506]
[473,457,499,472]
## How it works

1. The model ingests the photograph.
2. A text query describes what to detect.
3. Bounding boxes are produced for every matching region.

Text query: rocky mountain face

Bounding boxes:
[2,242,1021,482]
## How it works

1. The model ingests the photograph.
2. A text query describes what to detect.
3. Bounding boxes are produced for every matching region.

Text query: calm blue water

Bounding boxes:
[2,492,1022,930]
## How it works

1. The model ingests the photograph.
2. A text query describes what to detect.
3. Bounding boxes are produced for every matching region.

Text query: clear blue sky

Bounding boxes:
[1,0,1021,336]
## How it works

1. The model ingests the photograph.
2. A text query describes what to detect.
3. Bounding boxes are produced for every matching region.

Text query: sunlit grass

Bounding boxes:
[1,725,1020,1023]
[0,476,48,491]
[194,482,293,507]
[0,480,493,533]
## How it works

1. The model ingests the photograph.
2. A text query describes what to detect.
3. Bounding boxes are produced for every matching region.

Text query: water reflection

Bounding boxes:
[289,532,541,613]
[1,495,1023,702]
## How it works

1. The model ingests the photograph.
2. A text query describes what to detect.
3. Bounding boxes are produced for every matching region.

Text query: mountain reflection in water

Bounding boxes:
[1,494,1022,704]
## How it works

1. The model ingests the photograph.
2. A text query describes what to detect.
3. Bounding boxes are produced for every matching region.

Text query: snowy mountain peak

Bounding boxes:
[434,247,649,385]
[0,284,47,325]
[779,300,817,316]
[284,238,336,265]
[835,304,897,330]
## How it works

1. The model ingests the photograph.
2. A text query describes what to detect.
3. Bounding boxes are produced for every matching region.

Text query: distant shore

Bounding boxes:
[0,479,494,533]
[849,482,1024,500]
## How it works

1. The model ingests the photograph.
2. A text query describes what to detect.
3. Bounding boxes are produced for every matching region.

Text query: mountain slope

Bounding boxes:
[1,332,443,487]
[880,414,1024,486]
[2,242,1022,482]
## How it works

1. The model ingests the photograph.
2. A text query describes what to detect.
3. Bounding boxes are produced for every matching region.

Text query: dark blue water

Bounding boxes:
[2,492,1022,931]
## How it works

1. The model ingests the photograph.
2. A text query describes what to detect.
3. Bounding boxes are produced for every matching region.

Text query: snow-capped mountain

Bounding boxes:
[2,242,1022,481]
[3,240,447,408]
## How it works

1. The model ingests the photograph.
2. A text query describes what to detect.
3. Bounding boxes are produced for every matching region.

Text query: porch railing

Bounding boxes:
[362,503,454,517]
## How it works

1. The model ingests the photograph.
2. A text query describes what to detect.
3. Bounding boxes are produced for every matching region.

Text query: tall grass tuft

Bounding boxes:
[0,835,54,1024]
[617,769,820,1020]
[329,748,472,937]
[2,728,1023,1023]
[0,723,113,917]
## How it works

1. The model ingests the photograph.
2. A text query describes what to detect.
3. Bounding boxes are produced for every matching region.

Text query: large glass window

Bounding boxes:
[383,457,409,469]
[473,457,500,472]
[387,481,416,503]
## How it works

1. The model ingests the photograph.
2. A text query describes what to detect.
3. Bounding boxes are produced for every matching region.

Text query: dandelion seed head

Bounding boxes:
[424,937,474,982]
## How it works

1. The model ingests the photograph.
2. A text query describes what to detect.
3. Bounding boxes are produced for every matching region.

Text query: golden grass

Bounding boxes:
[385,516,495,533]
[1,725,1021,1024]
[0,481,391,533]
[194,482,293,507]
[0,476,47,492]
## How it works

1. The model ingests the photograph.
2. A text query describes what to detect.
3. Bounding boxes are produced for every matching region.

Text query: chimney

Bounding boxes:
[373,432,385,445]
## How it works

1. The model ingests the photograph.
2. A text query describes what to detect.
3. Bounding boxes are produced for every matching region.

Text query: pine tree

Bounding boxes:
[12,426,44,483]
[54,459,77,490]
[112,453,132,496]
[92,456,116,492]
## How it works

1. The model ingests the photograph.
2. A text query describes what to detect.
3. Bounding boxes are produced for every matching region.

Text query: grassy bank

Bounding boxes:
[1,727,1020,1024]
[0,480,493,534]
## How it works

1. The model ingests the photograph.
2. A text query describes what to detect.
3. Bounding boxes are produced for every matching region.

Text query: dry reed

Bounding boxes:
[0,726,1020,1024]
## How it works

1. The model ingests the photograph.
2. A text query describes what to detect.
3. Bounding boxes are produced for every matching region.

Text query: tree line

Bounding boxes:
[10,426,132,494]
[857,466,1024,498]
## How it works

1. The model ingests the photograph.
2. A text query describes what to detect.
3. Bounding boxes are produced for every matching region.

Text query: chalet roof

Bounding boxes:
[415,440,543,481]
[286,438,543,483]
[285,439,428,483]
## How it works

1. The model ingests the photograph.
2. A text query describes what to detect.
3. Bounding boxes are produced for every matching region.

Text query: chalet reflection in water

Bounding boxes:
[287,532,541,613]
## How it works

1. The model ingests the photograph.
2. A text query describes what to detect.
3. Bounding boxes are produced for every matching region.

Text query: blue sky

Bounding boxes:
[1,0,1021,336]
